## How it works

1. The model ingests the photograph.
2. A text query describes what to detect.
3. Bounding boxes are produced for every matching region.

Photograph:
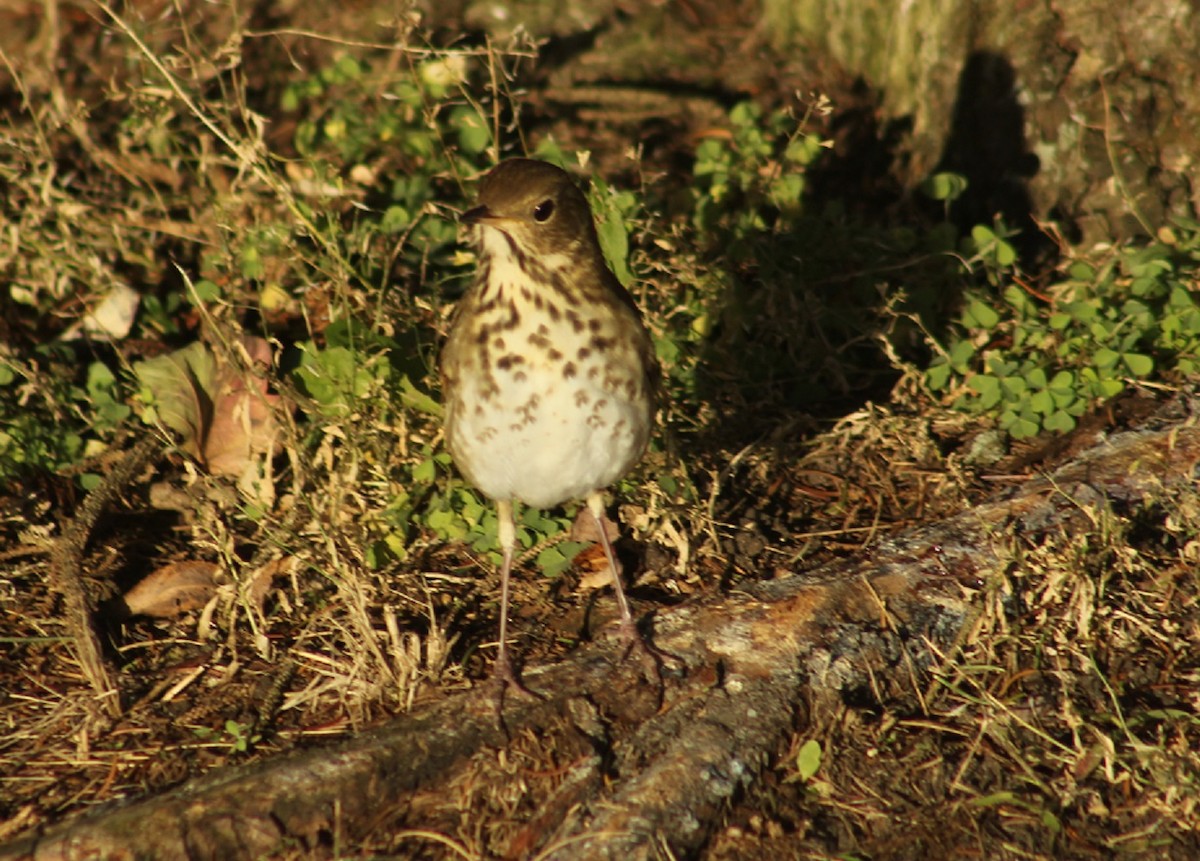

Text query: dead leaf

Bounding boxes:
[60,283,142,342]
[204,335,282,477]
[122,561,222,619]
[132,336,281,476]
[569,509,619,543]
[571,510,623,590]
[245,556,297,614]
[575,544,622,592]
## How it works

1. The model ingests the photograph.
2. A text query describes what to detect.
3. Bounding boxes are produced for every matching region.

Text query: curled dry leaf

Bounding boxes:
[61,282,141,341]
[245,556,297,614]
[131,335,282,477]
[570,508,623,590]
[575,543,622,591]
[122,561,222,619]
[204,335,282,477]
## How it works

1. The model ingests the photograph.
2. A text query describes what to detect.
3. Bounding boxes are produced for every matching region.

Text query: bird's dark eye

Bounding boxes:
[533,199,555,222]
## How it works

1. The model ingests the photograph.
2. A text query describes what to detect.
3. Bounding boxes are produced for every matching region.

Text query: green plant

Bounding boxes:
[193,719,261,753]
[691,100,827,252]
[926,216,1200,438]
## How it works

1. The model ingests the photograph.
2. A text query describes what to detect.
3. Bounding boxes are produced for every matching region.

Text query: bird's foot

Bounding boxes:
[491,653,543,728]
[615,616,685,684]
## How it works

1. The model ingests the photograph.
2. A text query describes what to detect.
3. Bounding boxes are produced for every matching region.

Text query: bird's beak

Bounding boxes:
[460,205,498,225]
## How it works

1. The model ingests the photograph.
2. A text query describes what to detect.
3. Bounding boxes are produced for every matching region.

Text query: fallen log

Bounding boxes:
[7,397,1198,861]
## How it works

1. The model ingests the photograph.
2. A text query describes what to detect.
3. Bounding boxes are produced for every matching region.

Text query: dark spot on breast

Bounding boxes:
[548,269,571,300]
[497,354,526,371]
[504,233,524,263]
[577,347,591,361]
[493,337,506,350]
[563,362,577,379]
[547,303,561,322]
[588,319,602,333]
[547,348,562,361]
[590,335,614,350]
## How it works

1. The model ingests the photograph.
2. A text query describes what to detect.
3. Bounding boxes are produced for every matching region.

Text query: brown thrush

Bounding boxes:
[441,158,656,695]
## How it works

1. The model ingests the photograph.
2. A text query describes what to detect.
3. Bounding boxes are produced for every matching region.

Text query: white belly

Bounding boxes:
[447,346,648,509]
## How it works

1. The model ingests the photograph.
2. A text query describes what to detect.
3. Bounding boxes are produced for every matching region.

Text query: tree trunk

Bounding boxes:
[763,0,1200,246]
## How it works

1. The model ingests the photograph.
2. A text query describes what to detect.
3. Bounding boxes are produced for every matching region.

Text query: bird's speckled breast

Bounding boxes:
[443,238,651,509]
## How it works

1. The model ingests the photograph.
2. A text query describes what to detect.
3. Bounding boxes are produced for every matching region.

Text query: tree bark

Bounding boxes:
[7,396,1199,861]
[762,0,1200,246]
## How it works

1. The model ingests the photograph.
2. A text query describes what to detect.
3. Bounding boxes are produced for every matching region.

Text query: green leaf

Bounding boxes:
[783,134,824,166]
[399,375,442,417]
[1044,410,1077,433]
[999,375,1026,398]
[1029,390,1054,414]
[768,173,805,212]
[131,342,216,449]
[1067,261,1094,280]
[999,409,1039,439]
[795,739,822,781]
[536,541,589,578]
[593,187,634,287]
[971,224,996,246]
[971,791,1016,808]
[191,279,223,303]
[1094,378,1125,398]
[450,106,491,156]
[948,339,976,369]
[920,172,969,202]
[729,101,761,128]
[926,362,952,391]
[1048,369,1076,392]
[412,457,437,484]
[1122,352,1153,376]
[380,205,411,233]
[963,299,1000,329]
[968,374,1001,409]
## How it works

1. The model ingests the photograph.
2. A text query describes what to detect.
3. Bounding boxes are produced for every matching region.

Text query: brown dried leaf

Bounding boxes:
[246,556,297,614]
[204,335,282,477]
[122,561,222,618]
[569,509,619,543]
[575,544,622,591]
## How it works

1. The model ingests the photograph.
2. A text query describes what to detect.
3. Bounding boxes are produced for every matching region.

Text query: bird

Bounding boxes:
[440,158,657,698]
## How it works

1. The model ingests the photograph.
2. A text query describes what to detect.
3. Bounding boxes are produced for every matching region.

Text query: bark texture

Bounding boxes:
[763,0,1199,245]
